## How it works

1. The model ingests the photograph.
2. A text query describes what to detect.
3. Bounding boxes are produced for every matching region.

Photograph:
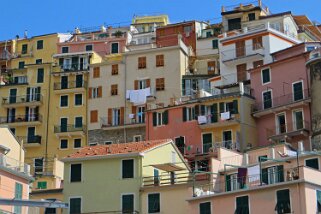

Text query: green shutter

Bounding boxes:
[194,105,199,118]
[122,194,134,213]
[182,107,187,122]
[261,168,268,184]
[37,68,44,83]
[233,100,238,114]
[148,193,160,213]
[212,40,218,49]
[277,165,284,182]
[14,183,23,214]
[211,103,218,123]
[153,112,157,126]
[122,159,134,179]
[219,102,225,113]
[200,105,206,115]
[199,202,211,214]
[226,174,231,191]
[163,110,169,125]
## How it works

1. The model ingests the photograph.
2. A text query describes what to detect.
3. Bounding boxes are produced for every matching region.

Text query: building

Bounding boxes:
[62,139,189,214]
[131,14,169,34]
[250,42,320,149]
[187,143,321,214]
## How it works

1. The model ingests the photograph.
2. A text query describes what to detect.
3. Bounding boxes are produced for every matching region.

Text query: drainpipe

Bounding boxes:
[45,56,53,169]
[124,53,127,143]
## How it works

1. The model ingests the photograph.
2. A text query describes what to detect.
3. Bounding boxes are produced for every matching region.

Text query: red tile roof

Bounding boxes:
[65,139,172,159]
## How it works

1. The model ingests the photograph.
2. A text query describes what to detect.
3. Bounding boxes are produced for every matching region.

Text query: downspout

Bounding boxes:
[305,54,313,150]
[45,54,53,169]
[124,52,127,143]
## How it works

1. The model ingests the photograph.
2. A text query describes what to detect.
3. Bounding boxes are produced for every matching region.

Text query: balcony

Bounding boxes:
[12,51,33,59]
[31,158,64,179]
[0,153,30,176]
[266,121,310,141]
[0,51,10,60]
[198,113,240,129]
[0,114,42,126]
[100,117,145,130]
[221,44,264,64]
[126,87,156,105]
[2,94,42,108]
[53,63,90,74]
[54,124,86,137]
[18,135,42,147]
[54,81,87,94]
[252,89,311,117]
[0,76,28,87]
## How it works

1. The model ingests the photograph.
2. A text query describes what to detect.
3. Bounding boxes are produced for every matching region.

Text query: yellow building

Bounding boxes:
[62,139,190,213]
[132,14,169,33]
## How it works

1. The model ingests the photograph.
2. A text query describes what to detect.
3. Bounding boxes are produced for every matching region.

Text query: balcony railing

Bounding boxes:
[58,63,89,72]
[0,153,30,175]
[19,135,42,144]
[54,124,86,133]
[0,114,42,124]
[266,120,310,140]
[198,113,240,126]
[100,117,145,129]
[252,89,310,113]
[54,81,87,90]
[221,44,264,62]
[0,76,28,86]
[2,94,42,105]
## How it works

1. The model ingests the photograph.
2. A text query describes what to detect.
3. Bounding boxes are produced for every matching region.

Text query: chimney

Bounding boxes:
[74,27,81,34]
[221,6,225,12]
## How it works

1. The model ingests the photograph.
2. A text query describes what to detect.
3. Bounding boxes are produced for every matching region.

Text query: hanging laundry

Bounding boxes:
[248,165,260,182]
[198,115,207,124]
[220,111,230,120]
[129,114,135,119]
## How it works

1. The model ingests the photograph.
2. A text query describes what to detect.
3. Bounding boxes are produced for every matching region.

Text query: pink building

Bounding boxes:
[249,43,321,149]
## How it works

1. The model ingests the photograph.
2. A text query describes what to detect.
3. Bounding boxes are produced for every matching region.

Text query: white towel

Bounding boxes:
[198,116,207,124]
[129,114,135,119]
[221,111,230,120]
[126,90,131,99]
[248,165,260,182]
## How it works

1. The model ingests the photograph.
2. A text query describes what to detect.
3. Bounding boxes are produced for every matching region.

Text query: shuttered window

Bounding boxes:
[305,158,319,170]
[138,57,147,69]
[148,193,160,213]
[90,110,98,123]
[70,198,81,214]
[156,78,165,91]
[112,64,119,75]
[261,68,270,84]
[122,194,134,213]
[275,189,291,214]
[235,196,249,214]
[14,183,23,214]
[212,39,218,49]
[199,201,211,214]
[207,61,216,75]
[70,164,82,182]
[156,55,164,67]
[111,84,118,96]
[93,67,100,78]
[37,40,44,50]
[37,68,44,83]
[122,159,134,179]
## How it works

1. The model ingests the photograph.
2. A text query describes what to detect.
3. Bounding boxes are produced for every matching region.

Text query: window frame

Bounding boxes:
[60,95,69,108]
[85,44,93,52]
[69,196,82,214]
[61,46,69,53]
[262,89,273,109]
[74,94,83,106]
[147,192,161,214]
[60,139,68,150]
[235,195,250,214]
[305,158,319,170]
[138,56,147,69]
[199,201,212,214]
[292,108,304,130]
[261,67,271,85]
[74,139,82,149]
[292,80,304,101]
[275,188,291,214]
[70,163,82,182]
[111,84,118,96]
[121,193,135,213]
[156,78,165,91]
[156,54,164,67]
[121,159,134,179]
[111,42,119,54]
[37,68,44,83]
[111,64,119,75]
[37,40,44,50]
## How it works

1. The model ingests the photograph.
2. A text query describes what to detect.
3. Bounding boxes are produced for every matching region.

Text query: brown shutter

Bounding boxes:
[132,106,137,114]
[146,79,151,88]
[108,108,112,125]
[236,40,245,57]
[89,87,92,99]
[90,110,98,123]
[98,86,102,97]
[236,64,247,82]
[120,107,125,125]
[134,80,138,90]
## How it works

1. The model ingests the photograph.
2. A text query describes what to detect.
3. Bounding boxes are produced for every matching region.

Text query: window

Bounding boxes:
[184,25,192,34]
[261,68,271,84]
[137,106,145,123]
[156,54,164,67]
[70,164,82,182]
[138,57,147,69]
[21,44,28,54]
[37,181,47,189]
[60,95,68,107]
[104,141,112,145]
[37,68,44,83]
[74,94,83,106]
[19,61,25,69]
[261,165,284,184]
[207,61,216,75]
[293,81,303,101]
[293,110,304,130]
[60,139,68,149]
[61,76,68,89]
[182,107,195,122]
[276,113,286,134]
[111,84,118,95]
[37,40,44,50]
[202,133,212,153]
[235,196,249,214]
[148,193,160,213]
[152,111,168,126]
[69,198,81,214]
[85,44,93,51]
[133,135,142,142]
[90,110,98,123]
[253,60,263,68]
[89,87,102,99]
[74,139,81,148]
[248,13,256,21]
[75,117,82,128]
[122,159,134,179]
[235,40,245,58]
[212,39,218,49]
[253,36,263,50]
[258,155,268,162]
[111,108,121,126]
[305,158,319,170]
[135,79,150,90]
[112,64,119,75]
[122,194,134,213]
[156,78,165,91]
[93,67,100,78]
[14,183,23,214]
[175,136,185,154]
[89,142,98,146]
[236,63,247,82]
[317,190,321,212]
[62,47,69,53]
[111,43,119,54]
[199,202,211,214]
[263,91,272,109]
[275,189,291,214]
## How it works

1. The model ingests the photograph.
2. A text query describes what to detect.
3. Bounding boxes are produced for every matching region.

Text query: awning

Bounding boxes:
[150,163,185,172]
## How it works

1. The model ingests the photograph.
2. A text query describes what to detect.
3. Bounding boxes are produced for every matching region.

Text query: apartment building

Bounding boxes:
[62,139,189,214]
[0,40,13,73]
[250,43,320,149]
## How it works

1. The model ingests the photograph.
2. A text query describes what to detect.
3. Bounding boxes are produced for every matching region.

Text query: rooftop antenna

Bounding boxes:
[24,30,28,39]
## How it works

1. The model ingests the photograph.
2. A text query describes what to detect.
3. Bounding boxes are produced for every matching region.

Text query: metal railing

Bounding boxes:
[0,114,42,124]
[266,120,310,139]
[2,94,42,105]
[18,135,42,144]
[143,171,194,187]
[100,117,145,128]
[0,153,30,175]
[202,141,238,154]
[221,43,264,62]
[252,89,310,112]
[198,113,240,125]
[58,63,90,72]
[54,124,86,133]
[0,76,28,86]
[54,81,87,90]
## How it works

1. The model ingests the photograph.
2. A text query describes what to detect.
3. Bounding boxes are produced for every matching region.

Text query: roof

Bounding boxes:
[65,139,172,159]
[259,11,292,20]
[293,15,321,40]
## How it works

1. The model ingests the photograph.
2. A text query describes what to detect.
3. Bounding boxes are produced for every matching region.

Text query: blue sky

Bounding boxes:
[0,0,320,41]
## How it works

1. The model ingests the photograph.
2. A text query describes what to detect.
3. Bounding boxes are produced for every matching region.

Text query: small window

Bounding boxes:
[275,189,291,214]
[156,78,165,91]
[90,110,98,123]
[305,158,319,170]
[156,55,164,67]
[19,61,25,69]
[74,139,81,148]
[148,193,160,213]
[85,44,93,51]
[37,68,44,83]
[248,13,256,21]
[104,141,112,145]
[35,59,42,64]
[93,67,100,78]
[69,198,81,214]
[212,40,218,49]
[75,117,83,128]
[133,135,142,142]
[261,68,270,84]
[37,181,47,189]
[258,155,268,162]
[21,44,28,54]
[182,107,195,122]
[74,94,83,106]
[70,164,82,182]
[60,95,68,107]
[235,196,249,213]
[111,84,118,96]
[293,81,303,101]
[317,190,321,212]
[60,139,68,149]
[263,91,272,109]
[37,40,44,50]
[112,64,119,75]
[111,43,119,54]
[199,201,211,214]
[138,57,147,69]
[62,47,69,53]
[122,159,134,179]
[122,194,134,213]
[89,142,98,146]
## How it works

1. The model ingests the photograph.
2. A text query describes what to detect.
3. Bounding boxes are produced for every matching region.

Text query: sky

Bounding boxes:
[0,0,320,41]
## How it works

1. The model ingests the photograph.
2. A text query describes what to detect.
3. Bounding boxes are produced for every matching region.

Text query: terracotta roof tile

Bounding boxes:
[65,139,171,159]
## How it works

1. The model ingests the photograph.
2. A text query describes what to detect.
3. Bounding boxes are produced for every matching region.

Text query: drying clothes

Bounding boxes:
[248,165,260,182]
[221,111,231,120]
[198,116,207,124]
[129,114,135,119]
[127,87,151,106]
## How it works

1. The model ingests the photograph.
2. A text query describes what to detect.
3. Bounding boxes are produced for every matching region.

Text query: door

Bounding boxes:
[60,118,68,132]
[293,82,303,101]
[175,136,185,154]
[79,57,84,70]
[72,57,78,70]
[235,41,245,57]
[294,111,304,130]
[28,108,36,121]
[7,108,16,123]
[76,75,83,88]
[263,91,272,109]
[137,106,145,123]
[9,89,17,104]
[61,76,68,89]
[236,63,247,82]
[223,130,233,149]
[277,114,286,134]
[202,133,212,153]
[27,127,36,143]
